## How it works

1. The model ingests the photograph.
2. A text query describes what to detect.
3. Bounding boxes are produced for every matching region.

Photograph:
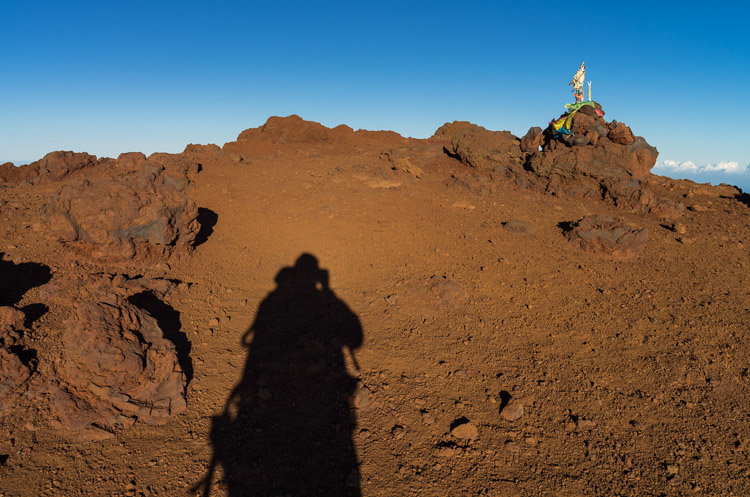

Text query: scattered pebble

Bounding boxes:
[391,425,405,440]
[437,446,456,458]
[577,419,597,429]
[503,219,535,235]
[500,400,524,422]
[450,420,479,441]
[673,222,687,234]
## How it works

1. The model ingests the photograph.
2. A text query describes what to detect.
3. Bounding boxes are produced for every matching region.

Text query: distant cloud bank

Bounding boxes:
[656,159,749,174]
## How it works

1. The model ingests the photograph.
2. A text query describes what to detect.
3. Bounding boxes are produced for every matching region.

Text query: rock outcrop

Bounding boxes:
[435,103,683,218]
[40,273,187,440]
[0,306,32,412]
[45,155,200,260]
[434,121,526,181]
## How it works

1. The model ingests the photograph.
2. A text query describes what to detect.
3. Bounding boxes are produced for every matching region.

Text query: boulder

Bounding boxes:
[434,121,526,179]
[520,127,543,153]
[40,273,186,439]
[34,151,99,181]
[563,215,649,260]
[608,121,635,145]
[0,306,26,344]
[45,158,200,260]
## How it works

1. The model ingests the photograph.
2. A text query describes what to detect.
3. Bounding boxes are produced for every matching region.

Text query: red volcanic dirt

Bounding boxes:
[0,113,749,496]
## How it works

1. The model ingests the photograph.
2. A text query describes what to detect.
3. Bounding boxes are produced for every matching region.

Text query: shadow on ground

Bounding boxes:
[0,252,51,307]
[195,207,219,247]
[196,253,363,497]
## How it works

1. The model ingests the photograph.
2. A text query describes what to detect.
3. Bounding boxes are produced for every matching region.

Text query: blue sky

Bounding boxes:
[2,1,749,191]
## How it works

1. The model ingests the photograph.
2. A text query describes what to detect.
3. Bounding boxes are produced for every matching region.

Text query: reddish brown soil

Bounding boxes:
[1,116,749,496]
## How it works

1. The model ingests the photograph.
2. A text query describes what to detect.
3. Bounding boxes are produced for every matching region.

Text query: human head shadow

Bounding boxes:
[198,253,364,497]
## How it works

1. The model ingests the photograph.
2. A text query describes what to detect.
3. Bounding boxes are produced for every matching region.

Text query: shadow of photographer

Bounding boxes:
[198,253,363,496]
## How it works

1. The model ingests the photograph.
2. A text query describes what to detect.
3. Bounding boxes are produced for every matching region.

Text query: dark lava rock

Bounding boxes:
[563,215,649,260]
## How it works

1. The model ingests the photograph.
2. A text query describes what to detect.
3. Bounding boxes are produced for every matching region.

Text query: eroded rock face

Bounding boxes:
[433,121,526,180]
[40,273,186,440]
[563,215,649,260]
[0,306,32,412]
[526,105,660,206]
[436,104,683,217]
[520,127,543,153]
[0,306,26,339]
[0,348,30,411]
[0,152,100,186]
[237,114,354,144]
[45,159,200,260]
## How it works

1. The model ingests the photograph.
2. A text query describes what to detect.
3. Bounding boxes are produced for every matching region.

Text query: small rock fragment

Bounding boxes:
[450,420,479,441]
[500,400,524,422]
[503,219,535,235]
[577,419,597,429]
[391,424,405,440]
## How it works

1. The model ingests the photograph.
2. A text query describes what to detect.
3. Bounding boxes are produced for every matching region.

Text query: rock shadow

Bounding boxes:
[197,253,363,497]
[128,290,193,383]
[194,207,218,247]
[0,253,52,307]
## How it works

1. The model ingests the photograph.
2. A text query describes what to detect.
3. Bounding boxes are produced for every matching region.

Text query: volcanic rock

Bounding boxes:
[499,400,525,422]
[520,127,543,153]
[45,156,200,260]
[40,273,186,439]
[563,215,649,260]
[450,418,479,441]
[434,121,526,179]
[0,306,26,340]
[0,348,31,411]
[608,121,636,145]
[436,103,675,216]
[0,306,33,412]
[237,114,351,144]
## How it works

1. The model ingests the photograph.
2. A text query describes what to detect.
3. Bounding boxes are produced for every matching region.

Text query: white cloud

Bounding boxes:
[657,159,749,175]
[702,161,745,173]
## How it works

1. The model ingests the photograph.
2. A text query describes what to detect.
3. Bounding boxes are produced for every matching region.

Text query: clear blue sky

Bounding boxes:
[2,1,749,191]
